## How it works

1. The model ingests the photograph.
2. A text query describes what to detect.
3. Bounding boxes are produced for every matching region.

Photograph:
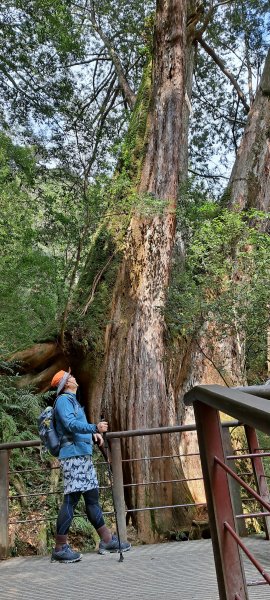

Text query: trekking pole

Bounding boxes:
[101,428,124,563]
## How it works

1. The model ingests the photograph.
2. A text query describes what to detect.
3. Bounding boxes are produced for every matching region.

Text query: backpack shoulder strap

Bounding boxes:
[54,393,79,416]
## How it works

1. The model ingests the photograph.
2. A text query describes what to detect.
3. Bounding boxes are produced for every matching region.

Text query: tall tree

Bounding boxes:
[93,0,192,540]
[2,0,270,541]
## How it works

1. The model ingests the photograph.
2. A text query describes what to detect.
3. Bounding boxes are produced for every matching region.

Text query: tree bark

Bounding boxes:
[8,343,68,391]
[228,49,270,213]
[89,0,193,542]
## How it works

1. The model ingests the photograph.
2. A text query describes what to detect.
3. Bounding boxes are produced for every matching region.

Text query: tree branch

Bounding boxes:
[194,339,230,386]
[87,1,136,110]
[196,34,250,113]
[84,79,119,181]
[63,55,111,68]
[81,250,117,316]
[195,0,236,39]
[188,168,229,180]
[71,66,115,126]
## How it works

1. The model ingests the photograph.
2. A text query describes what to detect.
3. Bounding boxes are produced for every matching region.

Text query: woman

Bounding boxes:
[50,369,131,563]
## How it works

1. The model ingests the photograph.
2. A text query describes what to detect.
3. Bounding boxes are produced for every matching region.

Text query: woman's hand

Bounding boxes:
[93,433,104,446]
[97,421,108,433]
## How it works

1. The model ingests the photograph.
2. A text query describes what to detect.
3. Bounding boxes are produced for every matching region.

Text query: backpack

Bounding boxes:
[38,394,79,457]
[38,400,61,457]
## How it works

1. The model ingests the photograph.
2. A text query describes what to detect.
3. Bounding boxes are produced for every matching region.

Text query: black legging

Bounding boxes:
[56,488,105,535]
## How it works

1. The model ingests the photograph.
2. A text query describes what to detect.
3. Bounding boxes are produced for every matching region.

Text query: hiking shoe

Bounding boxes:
[98,534,131,555]
[51,544,82,563]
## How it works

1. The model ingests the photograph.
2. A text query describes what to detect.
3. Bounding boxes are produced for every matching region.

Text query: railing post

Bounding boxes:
[244,425,270,540]
[222,427,247,537]
[0,449,9,559]
[110,437,127,542]
[194,401,248,600]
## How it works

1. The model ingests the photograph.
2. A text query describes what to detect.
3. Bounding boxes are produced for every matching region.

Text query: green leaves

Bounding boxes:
[0,366,42,444]
[167,203,270,382]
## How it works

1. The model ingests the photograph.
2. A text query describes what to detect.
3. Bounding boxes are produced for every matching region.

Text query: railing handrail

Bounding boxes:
[184,384,270,435]
[0,420,240,450]
[185,383,270,598]
[234,383,270,398]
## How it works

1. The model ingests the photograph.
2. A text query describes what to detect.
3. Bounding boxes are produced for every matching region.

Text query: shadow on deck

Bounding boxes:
[1,537,269,600]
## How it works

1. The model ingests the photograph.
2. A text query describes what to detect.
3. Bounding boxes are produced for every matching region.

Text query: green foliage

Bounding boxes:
[167,190,270,382]
[0,130,112,354]
[0,0,83,127]
[0,371,42,445]
[0,134,61,352]
[69,225,121,356]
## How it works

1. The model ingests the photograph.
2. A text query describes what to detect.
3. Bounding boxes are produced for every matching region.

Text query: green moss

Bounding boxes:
[119,60,152,182]
[150,507,157,533]
[67,225,121,357]
[65,62,155,358]
[63,51,169,368]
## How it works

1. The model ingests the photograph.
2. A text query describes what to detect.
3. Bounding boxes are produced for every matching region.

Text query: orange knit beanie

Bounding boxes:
[51,370,67,388]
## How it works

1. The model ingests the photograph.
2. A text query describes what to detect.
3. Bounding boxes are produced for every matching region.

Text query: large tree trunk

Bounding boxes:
[179,51,270,502]
[228,50,270,213]
[89,0,193,542]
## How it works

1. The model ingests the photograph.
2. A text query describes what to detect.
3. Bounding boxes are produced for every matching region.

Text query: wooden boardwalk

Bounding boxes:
[0,537,269,599]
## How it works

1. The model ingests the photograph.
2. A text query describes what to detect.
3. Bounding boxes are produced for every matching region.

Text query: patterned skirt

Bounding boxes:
[59,455,99,495]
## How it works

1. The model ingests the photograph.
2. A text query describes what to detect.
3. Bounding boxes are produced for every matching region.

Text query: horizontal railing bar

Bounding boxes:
[224,521,270,584]
[10,501,207,524]
[0,420,240,450]
[9,466,60,474]
[234,384,270,399]
[247,580,268,586]
[215,456,270,512]
[8,461,106,476]
[126,502,206,513]
[185,384,270,435]
[9,511,115,524]
[227,452,270,460]
[107,424,197,437]
[123,476,204,488]
[106,420,240,439]
[236,512,270,519]
[121,453,200,462]
[242,498,261,502]
[9,476,206,498]
[0,440,41,450]
[9,485,111,499]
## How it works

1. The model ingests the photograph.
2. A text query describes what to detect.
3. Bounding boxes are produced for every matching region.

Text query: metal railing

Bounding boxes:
[0,420,243,559]
[184,383,270,600]
[1,383,270,600]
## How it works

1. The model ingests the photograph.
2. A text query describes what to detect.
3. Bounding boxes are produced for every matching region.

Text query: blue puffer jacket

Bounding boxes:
[54,392,98,459]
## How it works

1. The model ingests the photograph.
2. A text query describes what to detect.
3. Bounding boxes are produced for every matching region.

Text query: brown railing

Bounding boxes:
[0,420,240,559]
[185,383,270,600]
